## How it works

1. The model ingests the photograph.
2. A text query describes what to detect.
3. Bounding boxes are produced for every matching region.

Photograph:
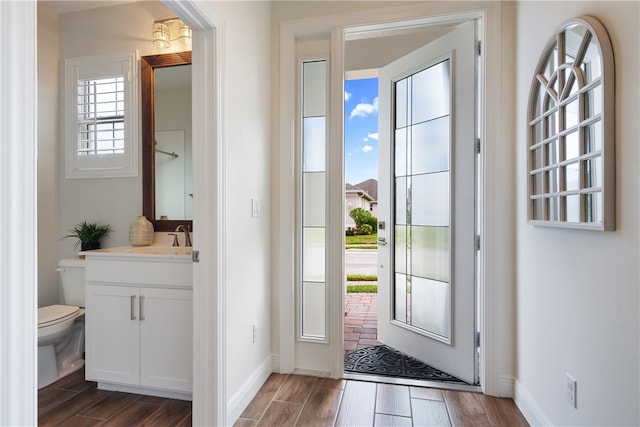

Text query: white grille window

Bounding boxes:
[65,52,138,178]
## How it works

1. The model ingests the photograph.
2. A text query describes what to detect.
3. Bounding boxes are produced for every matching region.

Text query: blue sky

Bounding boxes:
[344,78,378,185]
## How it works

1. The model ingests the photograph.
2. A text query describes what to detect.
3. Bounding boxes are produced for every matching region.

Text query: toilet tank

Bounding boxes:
[58,258,86,307]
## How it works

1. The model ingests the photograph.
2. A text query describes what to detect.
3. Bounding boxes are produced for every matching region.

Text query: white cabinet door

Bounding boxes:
[139,288,193,392]
[85,284,140,385]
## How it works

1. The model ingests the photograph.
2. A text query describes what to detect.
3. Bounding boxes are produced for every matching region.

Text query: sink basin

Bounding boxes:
[127,246,192,256]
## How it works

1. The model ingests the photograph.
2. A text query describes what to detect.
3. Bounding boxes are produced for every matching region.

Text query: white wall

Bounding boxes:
[514,2,639,425]
[55,1,183,261]
[210,1,273,419]
[38,4,61,307]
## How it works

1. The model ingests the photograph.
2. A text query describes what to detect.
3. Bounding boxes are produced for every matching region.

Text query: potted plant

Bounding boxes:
[64,220,112,251]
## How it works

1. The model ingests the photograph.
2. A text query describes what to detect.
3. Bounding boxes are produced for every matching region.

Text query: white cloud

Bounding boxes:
[345,91,352,102]
[367,132,379,140]
[361,145,373,153]
[349,97,378,119]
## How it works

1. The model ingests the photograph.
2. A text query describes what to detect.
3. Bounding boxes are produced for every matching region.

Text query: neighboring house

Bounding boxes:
[345,180,377,228]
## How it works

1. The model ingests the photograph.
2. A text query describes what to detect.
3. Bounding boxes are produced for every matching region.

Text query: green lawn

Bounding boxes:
[346,284,378,293]
[347,274,377,282]
[345,233,377,245]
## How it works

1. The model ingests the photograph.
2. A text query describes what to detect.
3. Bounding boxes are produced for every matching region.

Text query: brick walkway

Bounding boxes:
[344,293,380,355]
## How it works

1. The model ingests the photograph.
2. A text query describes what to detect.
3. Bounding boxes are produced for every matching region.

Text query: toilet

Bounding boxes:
[38,258,86,389]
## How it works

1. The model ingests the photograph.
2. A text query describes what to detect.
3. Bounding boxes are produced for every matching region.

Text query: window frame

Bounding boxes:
[297,55,330,343]
[65,51,139,179]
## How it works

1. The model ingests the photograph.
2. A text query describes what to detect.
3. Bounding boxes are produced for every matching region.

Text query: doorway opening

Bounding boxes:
[342,18,481,388]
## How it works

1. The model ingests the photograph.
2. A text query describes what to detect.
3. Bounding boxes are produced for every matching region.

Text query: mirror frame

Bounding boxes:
[141,51,192,232]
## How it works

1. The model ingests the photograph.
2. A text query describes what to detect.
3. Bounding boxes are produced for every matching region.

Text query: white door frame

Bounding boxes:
[0,1,228,425]
[0,1,38,425]
[278,2,515,397]
[163,2,227,425]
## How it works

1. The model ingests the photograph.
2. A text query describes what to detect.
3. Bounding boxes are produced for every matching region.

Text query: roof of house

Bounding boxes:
[345,179,378,202]
[354,179,378,201]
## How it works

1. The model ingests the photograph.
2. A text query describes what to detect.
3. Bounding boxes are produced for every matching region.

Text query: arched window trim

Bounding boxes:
[527,16,615,231]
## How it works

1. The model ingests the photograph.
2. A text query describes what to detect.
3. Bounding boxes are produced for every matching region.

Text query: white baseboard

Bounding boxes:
[293,368,330,378]
[271,353,280,373]
[226,355,272,424]
[514,380,552,426]
[498,375,515,398]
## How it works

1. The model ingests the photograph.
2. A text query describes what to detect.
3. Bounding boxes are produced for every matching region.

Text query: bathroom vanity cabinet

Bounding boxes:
[83,248,193,400]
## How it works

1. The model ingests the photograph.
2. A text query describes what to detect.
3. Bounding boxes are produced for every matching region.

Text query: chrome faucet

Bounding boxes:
[175,225,192,247]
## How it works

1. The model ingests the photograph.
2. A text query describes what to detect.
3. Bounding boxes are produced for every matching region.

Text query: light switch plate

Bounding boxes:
[251,197,261,217]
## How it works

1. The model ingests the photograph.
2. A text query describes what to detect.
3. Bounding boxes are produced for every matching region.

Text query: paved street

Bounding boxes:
[345,249,377,275]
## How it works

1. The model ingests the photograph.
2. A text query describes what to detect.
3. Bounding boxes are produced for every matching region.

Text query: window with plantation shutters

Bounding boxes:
[76,76,125,156]
[65,52,139,178]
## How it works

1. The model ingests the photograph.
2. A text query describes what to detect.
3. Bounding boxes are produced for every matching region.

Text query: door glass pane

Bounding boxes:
[394,273,407,323]
[300,59,326,340]
[411,60,450,124]
[303,117,325,172]
[411,172,449,226]
[395,177,407,225]
[395,79,408,129]
[302,228,324,282]
[302,281,325,338]
[303,61,326,117]
[393,58,452,338]
[411,226,449,283]
[395,128,407,177]
[303,172,325,227]
[411,116,450,174]
[395,226,407,275]
[411,277,451,339]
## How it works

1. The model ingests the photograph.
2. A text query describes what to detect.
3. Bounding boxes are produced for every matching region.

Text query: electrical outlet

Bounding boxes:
[252,322,259,343]
[566,374,577,408]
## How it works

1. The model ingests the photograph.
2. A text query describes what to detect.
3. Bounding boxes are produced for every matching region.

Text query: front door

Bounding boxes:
[377,20,478,384]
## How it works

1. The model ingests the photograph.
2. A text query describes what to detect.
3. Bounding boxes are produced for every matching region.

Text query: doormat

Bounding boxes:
[344,345,466,384]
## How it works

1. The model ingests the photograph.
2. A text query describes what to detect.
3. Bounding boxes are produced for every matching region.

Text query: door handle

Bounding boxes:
[377,237,388,246]
[130,295,136,320]
[139,295,145,321]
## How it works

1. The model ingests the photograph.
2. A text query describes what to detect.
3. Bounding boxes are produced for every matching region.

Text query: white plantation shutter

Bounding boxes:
[65,52,139,178]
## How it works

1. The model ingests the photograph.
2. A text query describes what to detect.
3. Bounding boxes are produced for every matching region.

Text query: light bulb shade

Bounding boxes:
[178,21,192,46]
[153,22,170,48]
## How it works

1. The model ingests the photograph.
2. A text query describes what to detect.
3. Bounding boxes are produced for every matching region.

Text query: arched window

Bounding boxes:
[527,16,615,230]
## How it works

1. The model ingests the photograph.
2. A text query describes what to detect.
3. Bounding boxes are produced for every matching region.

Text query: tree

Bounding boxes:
[349,207,378,235]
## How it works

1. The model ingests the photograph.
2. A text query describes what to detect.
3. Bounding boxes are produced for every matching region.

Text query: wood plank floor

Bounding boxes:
[39,369,528,426]
[38,369,191,426]
[236,373,529,427]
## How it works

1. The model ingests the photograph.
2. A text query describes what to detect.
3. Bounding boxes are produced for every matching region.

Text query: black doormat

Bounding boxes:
[344,345,466,384]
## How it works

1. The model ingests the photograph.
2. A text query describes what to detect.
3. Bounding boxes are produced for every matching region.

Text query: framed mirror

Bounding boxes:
[141,52,192,232]
[526,16,614,231]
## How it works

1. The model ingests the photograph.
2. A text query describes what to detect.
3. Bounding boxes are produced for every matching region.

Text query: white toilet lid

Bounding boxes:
[38,304,80,327]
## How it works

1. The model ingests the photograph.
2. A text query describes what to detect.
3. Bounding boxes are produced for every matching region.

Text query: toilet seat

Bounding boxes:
[38,305,84,337]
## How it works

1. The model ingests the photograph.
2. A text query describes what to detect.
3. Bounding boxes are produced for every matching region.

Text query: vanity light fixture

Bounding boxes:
[152,18,192,49]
